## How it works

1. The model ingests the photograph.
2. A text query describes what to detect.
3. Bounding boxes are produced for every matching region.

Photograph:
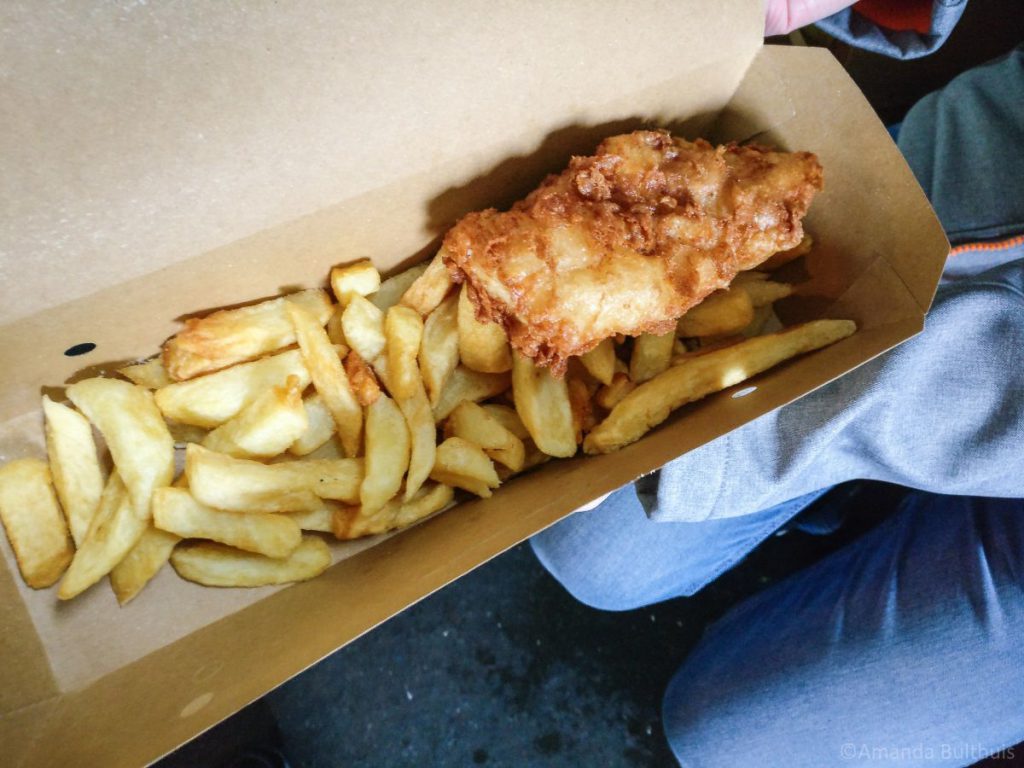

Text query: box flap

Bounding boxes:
[1,0,762,328]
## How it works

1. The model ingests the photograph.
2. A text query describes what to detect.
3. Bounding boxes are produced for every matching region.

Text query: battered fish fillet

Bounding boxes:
[441,130,823,375]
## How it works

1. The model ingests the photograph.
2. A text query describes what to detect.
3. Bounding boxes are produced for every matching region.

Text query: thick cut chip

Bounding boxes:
[170,535,331,587]
[202,375,308,458]
[0,459,74,589]
[457,284,512,373]
[289,395,336,456]
[567,376,597,444]
[480,404,529,440]
[446,401,525,472]
[676,287,755,338]
[187,444,362,512]
[432,366,511,422]
[118,357,172,389]
[420,293,460,406]
[153,487,301,558]
[629,331,675,383]
[331,259,381,306]
[109,524,180,605]
[385,305,425,400]
[430,437,500,498]
[585,319,857,453]
[579,338,616,386]
[341,295,387,362]
[371,262,429,312]
[289,300,362,457]
[594,372,637,410]
[344,351,382,406]
[58,472,148,599]
[761,233,813,270]
[400,251,454,316]
[155,348,310,428]
[511,352,576,458]
[739,280,794,307]
[333,483,454,540]
[375,356,435,500]
[68,377,174,520]
[42,396,104,546]
[361,395,411,514]
[285,504,337,533]
[163,289,332,381]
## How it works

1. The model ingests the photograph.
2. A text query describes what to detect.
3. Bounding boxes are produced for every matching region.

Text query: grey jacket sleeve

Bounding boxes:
[815,1,967,60]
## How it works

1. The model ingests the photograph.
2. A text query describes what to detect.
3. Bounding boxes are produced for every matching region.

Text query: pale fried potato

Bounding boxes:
[446,401,525,472]
[760,233,813,271]
[341,294,386,361]
[153,487,301,558]
[579,338,616,386]
[432,366,511,422]
[68,377,174,520]
[374,355,435,501]
[333,482,454,540]
[629,330,675,383]
[385,305,425,400]
[457,284,512,373]
[42,396,104,546]
[481,403,529,440]
[430,437,500,498]
[676,287,755,338]
[567,376,597,444]
[170,535,331,587]
[155,348,310,428]
[202,375,308,458]
[361,395,411,514]
[742,304,781,339]
[118,357,172,389]
[511,352,576,458]
[0,459,74,589]
[325,305,347,346]
[371,261,429,312]
[594,372,637,410]
[167,421,210,445]
[400,251,454,316]
[331,259,381,306]
[285,503,337,533]
[109,524,180,605]
[344,350,382,407]
[289,300,362,457]
[288,394,336,456]
[739,280,794,307]
[420,293,460,406]
[163,289,332,381]
[186,444,362,512]
[584,319,857,454]
[59,472,148,599]
[495,440,552,481]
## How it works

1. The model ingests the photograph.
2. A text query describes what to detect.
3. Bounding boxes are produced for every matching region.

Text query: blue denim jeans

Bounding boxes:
[532,492,1024,766]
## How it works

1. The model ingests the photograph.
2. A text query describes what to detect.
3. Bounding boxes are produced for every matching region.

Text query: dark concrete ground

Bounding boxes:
[156,6,1024,766]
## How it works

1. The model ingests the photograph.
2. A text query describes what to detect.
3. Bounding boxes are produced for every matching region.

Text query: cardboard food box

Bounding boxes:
[0,2,947,765]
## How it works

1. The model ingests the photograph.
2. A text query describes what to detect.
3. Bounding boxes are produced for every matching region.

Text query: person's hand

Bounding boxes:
[764,0,857,36]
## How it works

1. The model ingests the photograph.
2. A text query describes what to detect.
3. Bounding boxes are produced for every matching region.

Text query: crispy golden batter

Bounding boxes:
[442,130,823,374]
